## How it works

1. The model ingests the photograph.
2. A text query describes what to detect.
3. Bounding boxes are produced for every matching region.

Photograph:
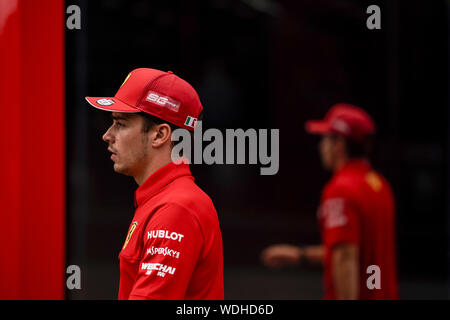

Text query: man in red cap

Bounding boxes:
[261,103,398,300]
[86,68,224,300]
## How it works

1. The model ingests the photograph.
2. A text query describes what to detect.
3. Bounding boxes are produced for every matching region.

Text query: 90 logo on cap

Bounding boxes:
[146,91,180,112]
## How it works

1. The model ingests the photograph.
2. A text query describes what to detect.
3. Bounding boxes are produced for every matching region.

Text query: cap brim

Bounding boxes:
[305,120,331,134]
[85,97,140,113]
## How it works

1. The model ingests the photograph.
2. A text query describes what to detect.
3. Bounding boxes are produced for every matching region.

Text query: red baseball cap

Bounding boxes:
[305,103,375,141]
[85,68,203,131]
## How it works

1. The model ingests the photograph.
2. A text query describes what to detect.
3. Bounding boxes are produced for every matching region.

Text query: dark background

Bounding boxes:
[65,0,448,299]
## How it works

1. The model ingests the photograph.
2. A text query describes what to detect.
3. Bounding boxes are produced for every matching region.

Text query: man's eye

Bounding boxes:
[116,122,123,127]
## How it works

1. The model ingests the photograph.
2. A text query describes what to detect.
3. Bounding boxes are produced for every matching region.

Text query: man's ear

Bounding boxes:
[151,123,172,148]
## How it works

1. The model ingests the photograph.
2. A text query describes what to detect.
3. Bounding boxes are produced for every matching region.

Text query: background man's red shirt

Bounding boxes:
[118,162,224,300]
[318,159,398,299]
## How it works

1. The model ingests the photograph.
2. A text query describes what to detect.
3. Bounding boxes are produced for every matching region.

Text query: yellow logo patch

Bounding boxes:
[365,171,382,192]
[120,73,131,88]
[123,221,138,249]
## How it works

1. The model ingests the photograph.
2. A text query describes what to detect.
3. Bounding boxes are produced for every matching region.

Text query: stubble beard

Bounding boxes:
[113,134,150,177]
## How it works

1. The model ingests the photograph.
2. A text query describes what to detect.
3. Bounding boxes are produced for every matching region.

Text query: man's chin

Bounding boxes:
[320,159,333,172]
[113,163,132,176]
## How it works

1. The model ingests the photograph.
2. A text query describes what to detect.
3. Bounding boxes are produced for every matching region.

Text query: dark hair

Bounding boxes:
[139,112,203,154]
[344,135,374,159]
[329,134,373,159]
[139,112,203,133]
[140,112,178,133]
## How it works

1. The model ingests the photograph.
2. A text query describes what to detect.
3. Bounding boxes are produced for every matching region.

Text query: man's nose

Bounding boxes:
[103,126,114,143]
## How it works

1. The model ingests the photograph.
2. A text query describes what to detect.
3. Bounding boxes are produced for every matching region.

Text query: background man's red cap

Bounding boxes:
[85,68,203,131]
[305,103,375,141]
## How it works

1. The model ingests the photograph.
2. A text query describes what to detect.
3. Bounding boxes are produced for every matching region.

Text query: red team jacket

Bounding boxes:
[118,161,224,299]
[318,159,398,299]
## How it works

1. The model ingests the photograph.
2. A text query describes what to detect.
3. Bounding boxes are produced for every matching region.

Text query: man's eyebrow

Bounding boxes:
[111,114,130,121]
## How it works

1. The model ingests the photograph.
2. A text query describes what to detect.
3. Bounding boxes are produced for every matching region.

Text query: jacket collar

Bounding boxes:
[335,159,371,177]
[134,161,193,208]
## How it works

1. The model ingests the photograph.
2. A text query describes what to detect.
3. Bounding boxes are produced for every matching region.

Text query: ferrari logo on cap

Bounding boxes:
[120,73,131,88]
[123,221,138,250]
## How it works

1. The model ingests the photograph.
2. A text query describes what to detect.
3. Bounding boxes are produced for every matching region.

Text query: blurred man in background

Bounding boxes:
[261,104,398,300]
[86,68,224,300]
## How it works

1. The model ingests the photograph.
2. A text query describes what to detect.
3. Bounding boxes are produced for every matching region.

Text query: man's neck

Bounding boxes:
[333,157,368,173]
[134,153,173,186]
[333,156,349,173]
